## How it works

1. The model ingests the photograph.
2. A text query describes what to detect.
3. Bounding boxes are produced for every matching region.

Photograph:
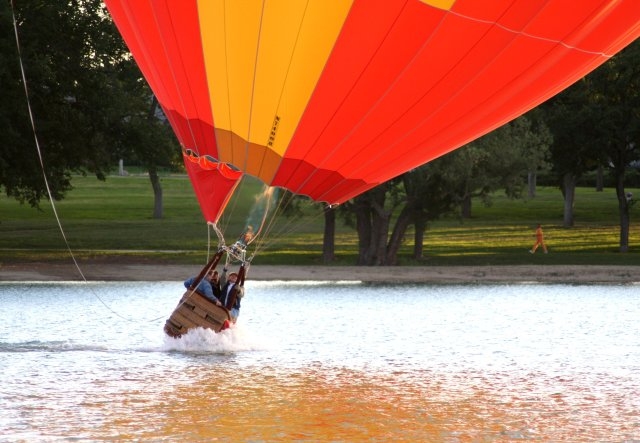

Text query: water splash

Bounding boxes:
[160,325,272,354]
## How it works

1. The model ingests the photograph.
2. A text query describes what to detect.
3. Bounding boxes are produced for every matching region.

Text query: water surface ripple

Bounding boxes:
[1,281,639,441]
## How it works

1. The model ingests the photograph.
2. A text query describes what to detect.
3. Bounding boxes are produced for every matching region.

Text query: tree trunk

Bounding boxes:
[595,164,604,192]
[562,173,576,227]
[386,206,412,265]
[413,218,426,259]
[370,199,390,265]
[615,172,630,253]
[148,96,163,219]
[527,171,537,198]
[461,195,472,219]
[354,198,372,265]
[353,187,394,265]
[322,206,336,264]
[149,167,163,219]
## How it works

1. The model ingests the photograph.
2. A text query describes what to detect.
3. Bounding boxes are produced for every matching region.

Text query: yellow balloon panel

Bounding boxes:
[198,0,352,173]
[262,1,352,160]
[198,0,260,166]
[420,0,456,10]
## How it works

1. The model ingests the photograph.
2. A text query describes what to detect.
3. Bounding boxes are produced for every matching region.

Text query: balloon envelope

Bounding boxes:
[105,0,640,218]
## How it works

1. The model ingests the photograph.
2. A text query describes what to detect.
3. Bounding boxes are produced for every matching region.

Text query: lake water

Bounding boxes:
[1,280,639,442]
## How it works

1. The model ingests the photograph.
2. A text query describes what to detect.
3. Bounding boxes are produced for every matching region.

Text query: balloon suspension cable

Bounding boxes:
[207,221,225,262]
[9,1,165,324]
[207,221,249,268]
[224,241,247,265]
[250,193,330,260]
[208,221,225,247]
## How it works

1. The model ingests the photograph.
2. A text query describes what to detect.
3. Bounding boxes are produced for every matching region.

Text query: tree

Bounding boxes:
[587,41,640,252]
[442,115,551,218]
[113,94,181,219]
[1,0,180,218]
[0,4,43,206]
[542,82,603,227]
[342,182,398,265]
[0,0,128,206]
[339,162,460,266]
[322,205,336,264]
[522,110,553,198]
[391,163,457,262]
[542,40,640,245]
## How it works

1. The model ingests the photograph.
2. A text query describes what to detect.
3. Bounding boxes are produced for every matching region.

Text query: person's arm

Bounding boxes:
[201,281,214,298]
[206,282,222,305]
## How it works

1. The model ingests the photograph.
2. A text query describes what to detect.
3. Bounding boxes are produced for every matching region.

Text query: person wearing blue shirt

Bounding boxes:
[184,271,221,305]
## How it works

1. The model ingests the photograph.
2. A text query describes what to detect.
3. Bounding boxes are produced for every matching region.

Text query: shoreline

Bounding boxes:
[0,262,638,284]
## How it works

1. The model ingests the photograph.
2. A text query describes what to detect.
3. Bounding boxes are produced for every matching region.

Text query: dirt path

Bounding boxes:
[1,262,638,284]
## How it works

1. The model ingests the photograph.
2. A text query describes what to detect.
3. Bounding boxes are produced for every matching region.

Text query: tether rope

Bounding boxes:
[10,1,165,324]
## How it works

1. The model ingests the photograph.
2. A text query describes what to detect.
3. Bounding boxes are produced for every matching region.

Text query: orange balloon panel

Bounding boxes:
[105,0,640,211]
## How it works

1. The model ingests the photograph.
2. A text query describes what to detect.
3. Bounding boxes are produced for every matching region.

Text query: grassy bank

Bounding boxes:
[1,174,638,266]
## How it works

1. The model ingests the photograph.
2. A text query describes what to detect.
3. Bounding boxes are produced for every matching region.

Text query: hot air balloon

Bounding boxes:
[103,0,640,335]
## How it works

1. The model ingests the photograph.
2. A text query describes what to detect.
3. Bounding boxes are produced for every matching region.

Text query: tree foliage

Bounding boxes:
[1,0,119,205]
[540,40,639,245]
[339,163,461,265]
[0,0,179,213]
[441,115,551,218]
[541,72,606,226]
[586,41,640,251]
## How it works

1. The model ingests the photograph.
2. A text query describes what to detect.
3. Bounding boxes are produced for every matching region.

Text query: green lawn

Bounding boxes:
[1,174,638,266]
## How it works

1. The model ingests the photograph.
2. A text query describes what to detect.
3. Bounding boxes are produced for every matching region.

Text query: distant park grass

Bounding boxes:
[0,174,638,267]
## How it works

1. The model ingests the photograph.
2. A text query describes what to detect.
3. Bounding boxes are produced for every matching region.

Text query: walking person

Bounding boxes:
[529,224,548,254]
